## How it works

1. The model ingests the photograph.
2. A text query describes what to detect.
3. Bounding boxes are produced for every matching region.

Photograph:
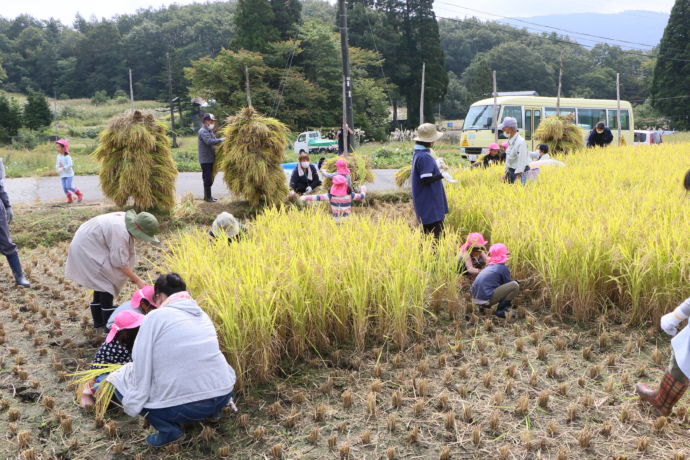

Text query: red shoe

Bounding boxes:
[74,189,83,202]
[66,193,73,204]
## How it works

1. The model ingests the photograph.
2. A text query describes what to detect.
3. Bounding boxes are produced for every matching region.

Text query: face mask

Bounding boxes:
[209,124,215,130]
[300,162,310,168]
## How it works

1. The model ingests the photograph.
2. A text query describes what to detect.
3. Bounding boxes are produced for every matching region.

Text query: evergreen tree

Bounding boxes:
[270,0,302,40]
[233,0,279,52]
[651,0,690,129]
[23,90,52,130]
[463,57,492,104]
[0,93,23,142]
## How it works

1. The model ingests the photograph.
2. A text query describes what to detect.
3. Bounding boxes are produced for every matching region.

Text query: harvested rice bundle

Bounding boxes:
[395,165,412,188]
[534,115,584,154]
[93,110,177,212]
[70,364,122,418]
[217,107,289,207]
[321,154,375,189]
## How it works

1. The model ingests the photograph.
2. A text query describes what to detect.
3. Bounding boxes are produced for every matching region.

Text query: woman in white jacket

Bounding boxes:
[108,273,236,447]
[636,298,690,415]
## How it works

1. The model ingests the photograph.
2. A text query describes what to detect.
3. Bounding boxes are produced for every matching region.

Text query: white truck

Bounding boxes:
[293,131,338,155]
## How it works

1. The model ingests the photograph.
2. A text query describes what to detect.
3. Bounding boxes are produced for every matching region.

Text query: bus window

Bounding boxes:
[544,107,575,117]
[577,108,607,130]
[501,106,523,128]
[525,109,533,140]
[607,109,630,130]
[463,105,495,130]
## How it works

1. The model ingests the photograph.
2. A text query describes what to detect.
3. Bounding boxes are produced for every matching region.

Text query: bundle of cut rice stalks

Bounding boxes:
[70,363,122,418]
[321,154,375,189]
[92,110,177,212]
[534,115,585,154]
[395,165,412,188]
[217,107,289,207]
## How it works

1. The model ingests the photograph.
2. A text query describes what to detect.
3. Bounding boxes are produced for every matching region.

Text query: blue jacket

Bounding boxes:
[198,125,223,164]
[410,147,448,225]
[471,264,512,301]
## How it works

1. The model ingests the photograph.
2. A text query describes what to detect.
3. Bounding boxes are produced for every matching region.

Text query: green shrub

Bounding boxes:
[11,129,48,150]
[90,90,109,106]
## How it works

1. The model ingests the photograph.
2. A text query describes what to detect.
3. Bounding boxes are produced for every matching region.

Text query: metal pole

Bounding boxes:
[167,52,177,148]
[616,72,622,146]
[244,64,252,107]
[419,62,426,125]
[338,0,354,154]
[492,70,498,144]
[556,51,563,116]
[129,68,134,110]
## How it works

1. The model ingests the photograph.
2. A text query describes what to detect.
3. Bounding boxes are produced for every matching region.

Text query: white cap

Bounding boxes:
[498,117,518,130]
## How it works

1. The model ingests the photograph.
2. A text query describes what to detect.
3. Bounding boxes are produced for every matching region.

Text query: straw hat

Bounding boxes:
[414,123,443,143]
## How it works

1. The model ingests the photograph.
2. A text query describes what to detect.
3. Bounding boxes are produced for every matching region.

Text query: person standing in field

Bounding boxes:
[411,123,448,239]
[0,179,30,287]
[198,113,225,203]
[500,117,530,185]
[55,139,83,204]
[586,122,613,148]
[635,297,690,416]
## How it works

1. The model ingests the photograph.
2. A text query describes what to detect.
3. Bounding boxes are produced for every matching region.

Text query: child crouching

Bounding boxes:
[470,243,519,318]
[80,310,144,407]
[300,175,366,223]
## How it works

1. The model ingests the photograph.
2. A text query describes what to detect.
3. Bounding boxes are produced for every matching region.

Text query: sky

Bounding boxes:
[2,0,675,25]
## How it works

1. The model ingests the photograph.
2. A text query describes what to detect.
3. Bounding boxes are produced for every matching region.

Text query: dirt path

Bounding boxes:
[3,170,400,205]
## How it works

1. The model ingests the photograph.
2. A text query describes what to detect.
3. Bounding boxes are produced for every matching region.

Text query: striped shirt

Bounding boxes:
[302,191,366,223]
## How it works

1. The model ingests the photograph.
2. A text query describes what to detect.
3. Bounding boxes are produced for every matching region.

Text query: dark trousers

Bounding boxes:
[422,220,444,239]
[200,163,215,187]
[91,291,115,328]
[0,206,17,256]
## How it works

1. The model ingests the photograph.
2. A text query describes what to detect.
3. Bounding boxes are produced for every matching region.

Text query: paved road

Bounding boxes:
[4,169,399,205]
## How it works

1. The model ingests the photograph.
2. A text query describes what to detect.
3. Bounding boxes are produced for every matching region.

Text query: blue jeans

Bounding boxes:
[141,392,233,442]
[61,176,76,194]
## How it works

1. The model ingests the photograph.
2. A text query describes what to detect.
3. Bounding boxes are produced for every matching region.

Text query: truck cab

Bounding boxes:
[294,131,338,155]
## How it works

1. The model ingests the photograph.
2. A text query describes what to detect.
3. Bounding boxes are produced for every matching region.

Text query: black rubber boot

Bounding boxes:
[204,186,217,203]
[90,303,104,329]
[6,253,30,287]
[101,307,116,329]
[494,299,512,318]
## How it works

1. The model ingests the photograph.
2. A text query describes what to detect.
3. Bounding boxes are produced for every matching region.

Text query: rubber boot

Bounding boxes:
[90,303,104,329]
[636,372,689,416]
[204,186,217,203]
[74,189,83,202]
[66,193,73,204]
[494,299,512,319]
[101,306,116,330]
[6,253,30,287]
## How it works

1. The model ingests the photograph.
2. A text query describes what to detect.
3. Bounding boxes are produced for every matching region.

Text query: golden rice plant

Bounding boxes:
[534,115,585,154]
[445,142,690,324]
[70,364,122,418]
[163,207,455,388]
[395,165,412,188]
[216,107,289,207]
[321,153,375,189]
[92,110,177,212]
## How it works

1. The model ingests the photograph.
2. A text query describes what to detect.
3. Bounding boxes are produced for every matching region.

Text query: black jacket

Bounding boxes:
[587,127,614,147]
[290,165,321,193]
[482,152,506,167]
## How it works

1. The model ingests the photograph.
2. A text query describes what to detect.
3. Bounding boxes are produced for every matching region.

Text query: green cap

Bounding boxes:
[125,210,161,244]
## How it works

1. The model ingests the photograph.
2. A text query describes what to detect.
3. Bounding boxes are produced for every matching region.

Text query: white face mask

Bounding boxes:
[300,161,310,168]
[209,124,215,130]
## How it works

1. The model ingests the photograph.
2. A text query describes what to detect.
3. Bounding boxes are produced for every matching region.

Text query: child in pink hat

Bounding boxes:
[470,243,519,318]
[320,156,354,192]
[300,175,366,223]
[458,232,489,277]
[80,310,145,407]
[55,139,83,204]
[105,285,157,332]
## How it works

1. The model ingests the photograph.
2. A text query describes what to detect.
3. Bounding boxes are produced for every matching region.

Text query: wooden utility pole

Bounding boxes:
[244,65,252,107]
[492,70,498,144]
[338,0,354,154]
[128,68,134,110]
[616,72,622,146]
[419,62,426,125]
[167,52,177,148]
[556,51,563,116]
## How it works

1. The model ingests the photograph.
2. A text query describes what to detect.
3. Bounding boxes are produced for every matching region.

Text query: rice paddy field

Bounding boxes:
[2,143,690,459]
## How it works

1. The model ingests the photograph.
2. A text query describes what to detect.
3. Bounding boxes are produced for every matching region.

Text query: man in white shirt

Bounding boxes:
[499,117,530,185]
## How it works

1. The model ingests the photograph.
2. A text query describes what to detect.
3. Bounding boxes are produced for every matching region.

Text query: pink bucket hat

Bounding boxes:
[335,158,351,175]
[488,143,500,150]
[105,310,145,344]
[131,285,156,309]
[488,243,509,265]
[461,232,488,252]
[330,174,349,196]
[56,139,69,153]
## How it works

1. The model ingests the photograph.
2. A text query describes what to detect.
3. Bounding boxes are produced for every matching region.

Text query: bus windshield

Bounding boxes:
[464,105,495,130]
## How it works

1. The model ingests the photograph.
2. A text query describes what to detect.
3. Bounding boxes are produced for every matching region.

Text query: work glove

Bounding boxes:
[306,186,312,193]
[219,138,226,142]
[660,310,685,337]
[5,207,13,224]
